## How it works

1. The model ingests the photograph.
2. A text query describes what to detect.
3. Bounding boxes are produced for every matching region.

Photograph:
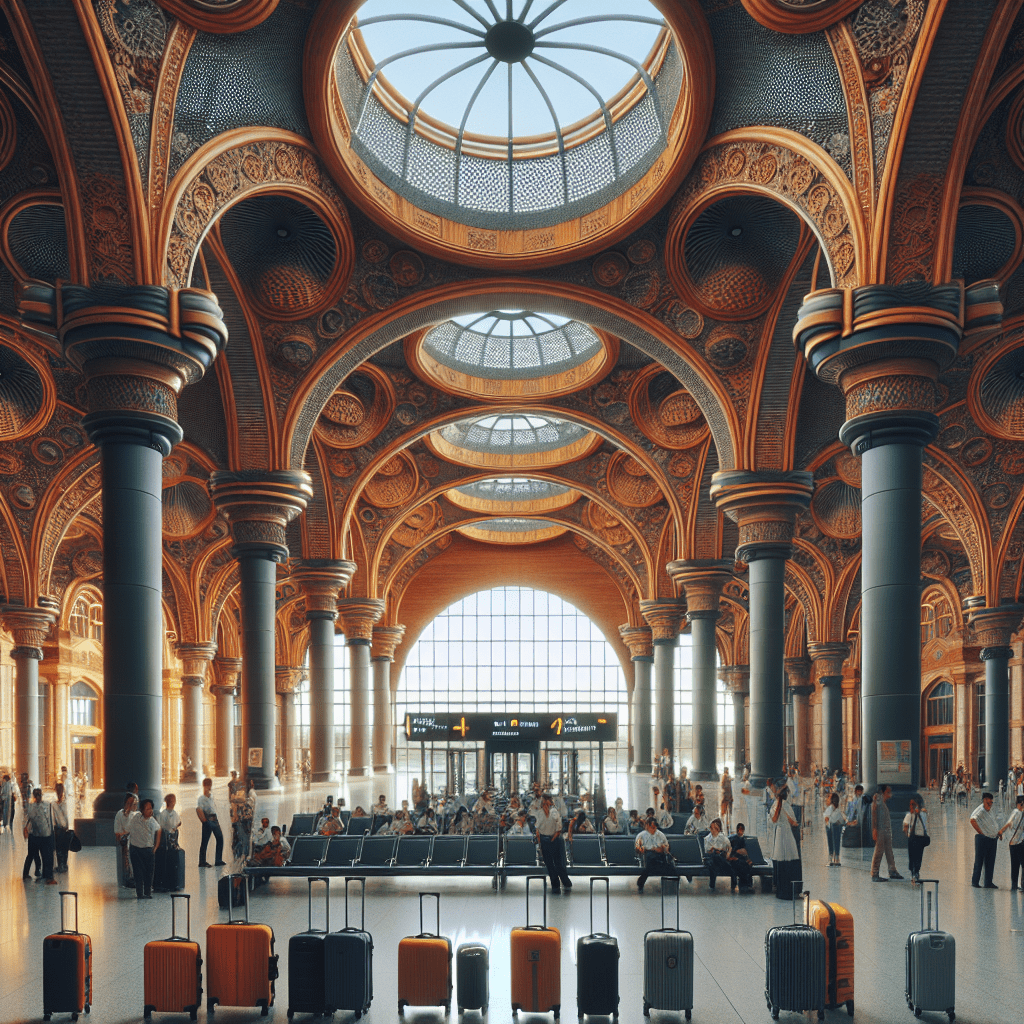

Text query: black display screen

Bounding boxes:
[403,711,617,742]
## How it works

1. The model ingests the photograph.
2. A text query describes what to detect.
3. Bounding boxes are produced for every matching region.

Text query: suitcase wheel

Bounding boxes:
[915,1011,921,1019]
[72,1015,78,1022]
[85,1009,90,1016]
[144,1008,153,1020]
[287,1011,293,1019]
[260,1007,268,1017]
[208,1000,216,1014]
[398,1002,405,1016]
[818,1013,825,1022]
[771,1008,779,1021]
[686,1013,691,1022]
[948,1014,955,1022]
[846,1000,854,1016]
[43,1016,51,1022]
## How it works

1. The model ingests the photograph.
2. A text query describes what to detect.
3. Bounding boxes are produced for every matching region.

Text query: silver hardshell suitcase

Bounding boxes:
[765,887,826,1021]
[905,879,955,1021]
[643,877,693,1019]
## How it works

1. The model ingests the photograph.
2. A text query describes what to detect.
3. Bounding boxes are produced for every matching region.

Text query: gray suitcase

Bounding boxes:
[456,943,488,1014]
[643,877,693,1018]
[905,879,955,1021]
[765,888,826,1021]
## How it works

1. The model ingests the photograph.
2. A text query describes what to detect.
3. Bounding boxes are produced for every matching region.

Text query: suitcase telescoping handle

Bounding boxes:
[170,893,190,941]
[226,873,249,925]
[918,878,940,931]
[419,891,441,936]
[589,876,611,935]
[344,876,366,931]
[525,874,547,928]
[58,891,78,935]
[661,875,680,931]
[308,876,329,932]
[791,883,811,926]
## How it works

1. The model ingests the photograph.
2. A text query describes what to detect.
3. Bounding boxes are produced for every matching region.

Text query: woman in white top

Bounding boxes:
[823,792,848,866]
[902,797,929,882]
[51,783,73,872]
[998,794,1024,890]
[771,785,801,902]
[603,808,624,834]
[113,793,137,888]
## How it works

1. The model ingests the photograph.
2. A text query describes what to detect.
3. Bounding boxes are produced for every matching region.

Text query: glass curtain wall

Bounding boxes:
[296,638,351,776]
[674,633,734,774]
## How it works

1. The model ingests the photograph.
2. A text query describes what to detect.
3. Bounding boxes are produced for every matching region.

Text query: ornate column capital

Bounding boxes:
[666,559,733,621]
[175,641,218,685]
[19,282,228,454]
[2,606,57,659]
[794,281,1000,454]
[293,560,357,620]
[784,656,812,690]
[807,641,850,679]
[337,598,385,643]
[967,603,1024,657]
[720,664,750,695]
[372,624,406,661]
[619,624,654,661]
[275,665,306,695]
[638,599,686,643]
[209,469,313,562]
[710,470,813,562]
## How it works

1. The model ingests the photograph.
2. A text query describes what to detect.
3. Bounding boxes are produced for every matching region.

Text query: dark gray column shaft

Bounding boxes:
[653,640,676,761]
[731,689,746,770]
[348,641,371,776]
[690,614,718,780]
[307,614,337,782]
[748,554,787,787]
[860,442,923,791]
[238,553,280,790]
[631,656,653,773]
[13,652,40,785]
[181,683,203,779]
[982,649,1011,790]
[97,441,165,813]
[821,678,843,772]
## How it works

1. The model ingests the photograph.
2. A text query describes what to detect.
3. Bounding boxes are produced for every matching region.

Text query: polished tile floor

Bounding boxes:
[2,780,1023,1024]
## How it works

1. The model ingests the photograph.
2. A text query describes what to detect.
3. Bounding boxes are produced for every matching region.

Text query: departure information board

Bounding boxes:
[403,712,617,742]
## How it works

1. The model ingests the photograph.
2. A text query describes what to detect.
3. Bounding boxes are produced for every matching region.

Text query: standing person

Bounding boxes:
[23,788,56,884]
[534,793,572,894]
[114,792,137,888]
[870,785,903,881]
[998,795,1024,890]
[823,792,847,866]
[127,798,161,900]
[720,767,733,822]
[51,783,72,873]
[635,816,677,893]
[903,798,929,882]
[196,777,225,867]
[157,794,181,846]
[0,773,15,832]
[970,791,1001,888]
[771,785,801,901]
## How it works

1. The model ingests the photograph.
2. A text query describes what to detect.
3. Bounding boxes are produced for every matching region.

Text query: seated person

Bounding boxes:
[579,791,593,814]
[603,808,624,834]
[250,825,290,867]
[416,807,439,834]
[351,805,367,817]
[692,785,705,810]
[684,804,708,835]
[449,808,474,835]
[252,817,273,847]
[473,790,495,815]
[635,817,677,893]
[627,809,643,833]
[527,784,544,814]
[400,799,412,818]
[704,818,740,892]
[388,810,415,835]
[508,812,532,835]
[473,809,499,834]
[508,795,522,813]
[655,802,674,830]
[568,810,595,840]
[614,797,625,817]
[373,794,390,817]
[318,807,345,835]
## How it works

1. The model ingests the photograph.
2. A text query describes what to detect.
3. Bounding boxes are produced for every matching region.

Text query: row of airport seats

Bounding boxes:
[249,830,774,891]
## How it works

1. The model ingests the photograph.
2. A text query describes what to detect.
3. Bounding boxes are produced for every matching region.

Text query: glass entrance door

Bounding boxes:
[928,737,953,787]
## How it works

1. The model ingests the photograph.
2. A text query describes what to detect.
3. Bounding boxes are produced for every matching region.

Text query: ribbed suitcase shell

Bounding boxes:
[577,877,619,1020]
[288,877,330,1017]
[154,846,185,892]
[398,893,452,1014]
[457,943,488,1013]
[144,894,202,1019]
[206,876,277,1014]
[43,892,92,1020]
[511,876,560,1017]
[905,880,954,1020]
[324,877,373,1016]
[807,899,854,1013]
[643,880,693,1018]
[765,892,826,1019]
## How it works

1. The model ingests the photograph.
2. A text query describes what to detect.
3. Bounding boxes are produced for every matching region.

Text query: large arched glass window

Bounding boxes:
[674,636,734,773]
[926,680,954,727]
[70,681,98,727]
[297,639,350,775]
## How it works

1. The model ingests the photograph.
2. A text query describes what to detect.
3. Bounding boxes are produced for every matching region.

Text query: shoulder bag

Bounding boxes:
[914,812,931,846]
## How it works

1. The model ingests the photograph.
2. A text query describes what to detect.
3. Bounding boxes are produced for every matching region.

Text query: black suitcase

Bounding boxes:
[765,888,826,1021]
[154,845,186,892]
[288,877,330,1018]
[324,876,373,1018]
[576,877,619,1020]
[218,873,250,908]
[773,856,802,902]
[456,943,488,1014]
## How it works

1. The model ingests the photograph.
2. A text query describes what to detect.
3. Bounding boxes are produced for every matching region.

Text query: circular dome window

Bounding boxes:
[457,516,566,545]
[310,0,713,265]
[410,309,615,399]
[428,412,599,468]
[447,475,579,513]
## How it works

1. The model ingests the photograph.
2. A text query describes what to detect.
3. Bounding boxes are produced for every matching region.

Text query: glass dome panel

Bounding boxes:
[470,517,560,533]
[455,477,571,502]
[439,413,588,454]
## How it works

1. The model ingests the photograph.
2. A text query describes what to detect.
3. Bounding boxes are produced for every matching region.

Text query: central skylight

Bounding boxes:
[439,413,588,453]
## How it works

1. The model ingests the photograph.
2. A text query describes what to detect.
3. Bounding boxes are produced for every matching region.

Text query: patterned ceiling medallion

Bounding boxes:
[163,477,216,538]
[458,518,566,545]
[0,344,48,442]
[313,365,396,449]
[363,451,419,508]
[628,364,709,449]
[584,500,633,546]
[834,450,861,486]
[971,344,1024,441]
[606,451,662,508]
[921,548,951,578]
[393,501,442,547]
[704,324,751,369]
[155,0,279,34]
[809,478,861,539]
[952,193,1024,286]
[1,195,69,284]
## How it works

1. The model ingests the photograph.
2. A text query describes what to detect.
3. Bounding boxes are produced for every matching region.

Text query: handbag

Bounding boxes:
[68,831,83,853]
[913,812,931,847]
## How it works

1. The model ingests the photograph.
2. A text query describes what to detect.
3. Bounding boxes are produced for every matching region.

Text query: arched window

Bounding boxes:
[920,602,936,643]
[70,681,98,727]
[88,603,103,642]
[935,598,953,638]
[926,681,954,727]
[70,599,89,638]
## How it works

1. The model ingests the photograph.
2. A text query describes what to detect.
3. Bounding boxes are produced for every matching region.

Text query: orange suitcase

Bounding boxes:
[808,899,854,1014]
[43,891,92,1021]
[206,874,278,1014]
[145,893,202,1019]
[398,892,452,1015]
[511,875,561,1019]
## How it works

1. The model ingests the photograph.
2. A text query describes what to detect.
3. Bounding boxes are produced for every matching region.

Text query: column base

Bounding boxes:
[311,771,338,784]
[348,767,370,778]
[248,776,282,792]
[373,764,394,775]
[179,770,198,784]
[689,770,717,782]
[748,774,771,791]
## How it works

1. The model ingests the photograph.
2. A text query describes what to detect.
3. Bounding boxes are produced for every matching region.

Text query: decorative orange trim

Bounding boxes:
[445,484,581,516]
[966,330,1024,440]
[457,521,568,546]
[155,0,279,34]
[0,322,57,443]
[740,0,863,35]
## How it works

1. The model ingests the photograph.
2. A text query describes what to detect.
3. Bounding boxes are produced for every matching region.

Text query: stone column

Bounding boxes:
[668,561,733,781]
[720,665,750,771]
[842,673,859,776]
[372,625,405,773]
[209,471,313,791]
[620,625,654,773]
[808,642,849,774]
[175,642,217,782]
[294,561,356,783]
[639,600,686,766]
[212,658,241,777]
[275,666,303,777]
[2,607,57,786]
[785,657,813,770]
[337,599,385,778]
[19,282,227,813]
[795,280,997,791]
[968,604,1023,790]
[710,472,813,787]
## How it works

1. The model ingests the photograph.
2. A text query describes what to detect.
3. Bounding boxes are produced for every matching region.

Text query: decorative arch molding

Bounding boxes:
[155,0,279,34]
[740,0,864,35]
[784,555,824,646]
[158,129,354,292]
[286,278,739,471]
[62,581,104,634]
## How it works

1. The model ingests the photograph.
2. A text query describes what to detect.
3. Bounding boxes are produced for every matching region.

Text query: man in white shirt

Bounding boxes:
[684,805,707,835]
[127,798,161,899]
[196,777,225,867]
[654,803,674,830]
[253,817,274,847]
[998,794,1024,890]
[970,791,1001,888]
[157,794,182,844]
[635,817,675,892]
[535,794,572,893]
[508,812,531,835]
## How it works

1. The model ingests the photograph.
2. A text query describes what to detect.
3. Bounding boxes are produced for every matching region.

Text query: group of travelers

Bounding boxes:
[112,783,181,900]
